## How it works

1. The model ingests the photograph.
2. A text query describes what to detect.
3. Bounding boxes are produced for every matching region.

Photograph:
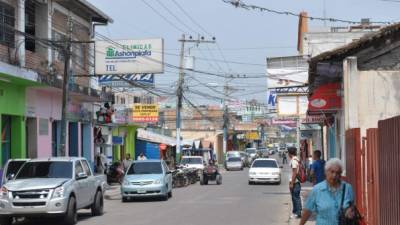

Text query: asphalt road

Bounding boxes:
[15,156,294,225]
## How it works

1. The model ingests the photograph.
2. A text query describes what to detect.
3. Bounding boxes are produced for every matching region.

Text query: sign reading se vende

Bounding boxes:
[95,39,164,75]
[132,104,159,123]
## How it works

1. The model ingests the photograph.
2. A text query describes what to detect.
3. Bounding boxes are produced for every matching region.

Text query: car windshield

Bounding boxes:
[228,157,241,162]
[246,149,256,154]
[181,158,202,164]
[252,160,278,168]
[127,162,162,175]
[6,161,26,177]
[16,162,73,179]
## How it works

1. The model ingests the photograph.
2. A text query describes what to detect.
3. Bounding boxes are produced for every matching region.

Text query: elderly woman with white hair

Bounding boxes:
[299,158,355,225]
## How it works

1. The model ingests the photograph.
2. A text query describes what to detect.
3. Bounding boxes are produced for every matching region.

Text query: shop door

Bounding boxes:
[52,121,61,156]
[81,124,91,161]
[26,118,37,159]
[1,115,11,166]
[68,122,79,157]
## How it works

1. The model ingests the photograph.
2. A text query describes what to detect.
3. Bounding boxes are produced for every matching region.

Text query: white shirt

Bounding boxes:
[289,156,299,183]
[137,155,147,161]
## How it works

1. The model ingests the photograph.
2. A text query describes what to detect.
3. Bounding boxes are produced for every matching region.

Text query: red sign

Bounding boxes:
[308,83,341,112]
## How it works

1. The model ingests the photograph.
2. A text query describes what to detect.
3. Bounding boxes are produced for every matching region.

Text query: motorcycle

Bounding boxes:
[106,162,124,184]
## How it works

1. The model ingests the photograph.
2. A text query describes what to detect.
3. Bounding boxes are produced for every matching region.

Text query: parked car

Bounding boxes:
[180,156,205,171]
[226,157,243,171]
[239,151,250,167]
[248,158,282,185]
[121,160,172,202]
[0,157,106,225]
[244,148,257,161]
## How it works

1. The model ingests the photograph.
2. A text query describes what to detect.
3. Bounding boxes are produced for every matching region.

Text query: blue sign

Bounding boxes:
[267,91,277,109]
[112,136,124,145]
[99,74,154,87]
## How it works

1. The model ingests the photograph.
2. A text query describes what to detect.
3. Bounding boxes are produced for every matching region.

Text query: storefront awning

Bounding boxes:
[308,82,341,113]
[137,128,176,146]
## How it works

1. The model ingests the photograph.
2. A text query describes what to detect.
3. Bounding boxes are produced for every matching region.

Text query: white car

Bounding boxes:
[248,158,282,185]
[226,157,243,171]
[180,156,205,170]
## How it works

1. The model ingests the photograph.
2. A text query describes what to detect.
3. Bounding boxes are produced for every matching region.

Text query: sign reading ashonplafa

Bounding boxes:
[132,104,159,123]
[95,39,164,74]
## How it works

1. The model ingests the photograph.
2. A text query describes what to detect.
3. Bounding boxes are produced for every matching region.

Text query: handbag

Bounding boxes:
[338,183,362,225]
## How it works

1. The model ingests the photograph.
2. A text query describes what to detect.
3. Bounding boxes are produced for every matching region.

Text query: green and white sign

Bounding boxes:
[95,39,164,74]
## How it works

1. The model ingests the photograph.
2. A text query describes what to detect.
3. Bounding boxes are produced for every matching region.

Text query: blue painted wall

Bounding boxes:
[328,124,336,159]
[135,139,160,160]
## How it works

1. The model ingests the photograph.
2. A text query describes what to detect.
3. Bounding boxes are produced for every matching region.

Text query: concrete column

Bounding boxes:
[343,57,359,130]
[47,3,53,65]
[17,0,26,67]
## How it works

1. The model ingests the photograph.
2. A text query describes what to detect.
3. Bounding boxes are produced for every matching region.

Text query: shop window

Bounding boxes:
[25,0,35,52]
[0,2,15,48]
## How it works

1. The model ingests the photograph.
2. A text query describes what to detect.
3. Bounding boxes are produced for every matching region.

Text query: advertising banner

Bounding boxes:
[132,104,159,123]
[95,39,164,74]
[98,74,154,87]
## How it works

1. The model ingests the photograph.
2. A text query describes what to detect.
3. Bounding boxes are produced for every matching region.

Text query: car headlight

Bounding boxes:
[122,179,130,186]
[0,186,8,198]
[154,179,162,184]
[52,186,64,198]
[272,172,280,175]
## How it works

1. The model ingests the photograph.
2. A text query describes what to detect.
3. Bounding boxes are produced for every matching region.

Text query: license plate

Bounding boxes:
[137,189,146,194]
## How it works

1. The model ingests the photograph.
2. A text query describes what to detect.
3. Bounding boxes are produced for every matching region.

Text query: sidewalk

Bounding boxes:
[287,182,316,225]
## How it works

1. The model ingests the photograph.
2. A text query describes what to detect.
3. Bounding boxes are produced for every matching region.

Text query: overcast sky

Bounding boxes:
[88,0,400,105]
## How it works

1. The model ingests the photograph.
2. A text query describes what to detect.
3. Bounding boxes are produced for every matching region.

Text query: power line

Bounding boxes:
[223,0,391,25]
[140,0,187,34]
[171,0,214,37]
[154,0,200,35]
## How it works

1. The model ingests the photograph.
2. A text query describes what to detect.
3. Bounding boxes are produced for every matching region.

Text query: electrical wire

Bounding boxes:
[223,0,391,25]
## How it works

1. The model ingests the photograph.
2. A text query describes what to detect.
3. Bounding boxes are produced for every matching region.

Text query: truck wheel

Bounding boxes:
[64,196,77,225]
[216,175,222,185]
[168,191,172,198]
[0,217,12,225]
[91,190,104,216]
[199,175,204,185]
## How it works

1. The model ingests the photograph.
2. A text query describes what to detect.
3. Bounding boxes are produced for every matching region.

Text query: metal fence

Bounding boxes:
[377,116,400,225]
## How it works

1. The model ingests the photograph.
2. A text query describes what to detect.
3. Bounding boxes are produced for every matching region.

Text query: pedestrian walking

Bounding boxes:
[288,147,302,219]
[137,152,148,161]
[122,153,132,171]
[299,158,356,225]
[310,150,325,185]
[282,152,288,164]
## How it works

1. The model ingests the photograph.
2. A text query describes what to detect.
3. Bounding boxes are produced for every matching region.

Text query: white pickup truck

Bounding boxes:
[0,157,106,225]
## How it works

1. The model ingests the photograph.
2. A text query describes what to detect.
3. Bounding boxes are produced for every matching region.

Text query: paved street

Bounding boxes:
[14,157,299,225]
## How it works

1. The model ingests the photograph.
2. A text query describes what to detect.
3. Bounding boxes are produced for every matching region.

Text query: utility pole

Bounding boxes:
[58,16,73,156]
[223,80,229,159]
[176,35,215,160]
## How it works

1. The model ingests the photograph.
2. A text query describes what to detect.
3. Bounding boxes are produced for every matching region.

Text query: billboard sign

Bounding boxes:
[266,56,308,89]
[277,95,308,116]
[132,104,159,123]
[95,39,164,74]
[98,74,154,87]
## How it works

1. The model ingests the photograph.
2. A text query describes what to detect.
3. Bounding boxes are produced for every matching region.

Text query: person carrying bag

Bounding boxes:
[338,183,361,225]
